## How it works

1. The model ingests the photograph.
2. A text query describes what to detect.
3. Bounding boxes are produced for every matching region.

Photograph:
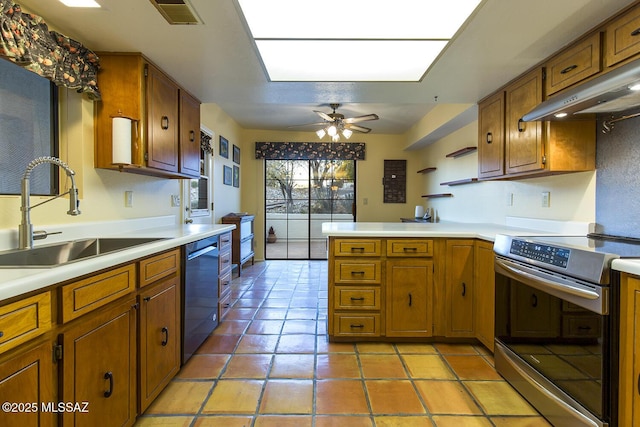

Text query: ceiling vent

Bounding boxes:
[149,0,201,25]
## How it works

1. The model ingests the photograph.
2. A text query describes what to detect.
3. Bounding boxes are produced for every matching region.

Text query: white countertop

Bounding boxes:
[321,221,560,241]
[0,221,235,302]
[612,259,640,276]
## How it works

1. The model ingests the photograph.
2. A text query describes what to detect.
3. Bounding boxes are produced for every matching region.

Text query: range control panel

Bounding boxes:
[509,239,570,268]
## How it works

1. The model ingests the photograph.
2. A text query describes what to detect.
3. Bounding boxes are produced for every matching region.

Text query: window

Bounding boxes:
[0,58,59,195]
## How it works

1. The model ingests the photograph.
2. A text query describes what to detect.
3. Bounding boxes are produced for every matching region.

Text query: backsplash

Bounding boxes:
[595,108,640,238]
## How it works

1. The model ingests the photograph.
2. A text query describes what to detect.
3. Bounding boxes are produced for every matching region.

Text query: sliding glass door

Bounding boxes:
[265,159,355,259]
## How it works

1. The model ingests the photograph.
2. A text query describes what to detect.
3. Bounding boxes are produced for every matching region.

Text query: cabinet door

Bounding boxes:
[505,69,544,175]
[179,91,201,178]
[605,3,640,67]
[0,342,54,427]
[139,276,180,412]
[619,275,640,425]
[478,91,505,179]
[61,299,137,427]
[446,240,475,337]
[474,241,495,351]
[146,64,179,173]
[386,259,433,337]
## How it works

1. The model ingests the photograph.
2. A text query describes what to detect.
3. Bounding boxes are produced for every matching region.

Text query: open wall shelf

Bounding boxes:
[422,193,453,198]
[440,178,479,186]
[417,167,437,174]
[445,146,477,158]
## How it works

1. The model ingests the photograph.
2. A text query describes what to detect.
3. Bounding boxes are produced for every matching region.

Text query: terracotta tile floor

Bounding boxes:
[135,261,551,427]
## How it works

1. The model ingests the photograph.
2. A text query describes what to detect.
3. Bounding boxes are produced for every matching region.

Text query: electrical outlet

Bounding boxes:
[171,194,180,207]
[506,192,513,206]
[363,198,368,205]
[541,191,550,208]
[125,191,133,208]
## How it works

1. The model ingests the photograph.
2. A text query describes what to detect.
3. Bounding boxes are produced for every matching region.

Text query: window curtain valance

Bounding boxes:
[255,142,366,160]
[0,1,101,100]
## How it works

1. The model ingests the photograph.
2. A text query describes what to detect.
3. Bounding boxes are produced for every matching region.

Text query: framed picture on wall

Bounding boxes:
[233,165,240,188]
[233,144,240,164]
[223,165,232,185]
[219,136,229,158]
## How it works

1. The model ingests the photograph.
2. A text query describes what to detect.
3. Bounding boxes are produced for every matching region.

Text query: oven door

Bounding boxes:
[494,255,613,427]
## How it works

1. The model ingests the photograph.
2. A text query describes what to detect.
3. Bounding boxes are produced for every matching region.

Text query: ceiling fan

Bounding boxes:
[291,103,379,140]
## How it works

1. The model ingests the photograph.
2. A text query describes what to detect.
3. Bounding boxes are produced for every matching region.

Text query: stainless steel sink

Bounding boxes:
[0,237,167,268]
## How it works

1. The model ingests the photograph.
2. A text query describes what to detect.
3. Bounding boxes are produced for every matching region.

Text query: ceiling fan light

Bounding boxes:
[316,128,326,138]
[342,128,353,139]
[327,125,338,136]
[331,134,340,142]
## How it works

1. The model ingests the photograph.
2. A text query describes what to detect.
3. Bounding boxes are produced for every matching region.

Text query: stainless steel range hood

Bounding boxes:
[522,59,640,121]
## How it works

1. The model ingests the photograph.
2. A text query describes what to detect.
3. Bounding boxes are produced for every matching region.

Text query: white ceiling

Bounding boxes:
[16,0,637,135]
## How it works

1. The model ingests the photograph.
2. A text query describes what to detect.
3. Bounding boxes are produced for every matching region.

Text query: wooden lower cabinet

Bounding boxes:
[61,297,137,427]
[138,276,180,412]
[474,240,495,351]
[619,273,640,425]
[0,341,55,427]
[445,240,475,337]
[386,259,433,337]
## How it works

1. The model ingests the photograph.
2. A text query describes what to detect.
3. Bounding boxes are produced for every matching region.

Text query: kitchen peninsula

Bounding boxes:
[322,220,576,349]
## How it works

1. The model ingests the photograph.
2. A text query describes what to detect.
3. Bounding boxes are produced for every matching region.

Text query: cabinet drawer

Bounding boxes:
[545,32,602,95]
[60,264,136,323]
[387,239,433,257]
[240,238,253,259]
[219,269,232,298]
[334,287,381,310]
[139,249,180,288]
[605,3,640,67]
[333,239,381,256]
[334,260,382,284]
[219,249,232,274]
[562,315,601,338]
[240,221,253,240]
[219,232,232,252]
[0,292,52,354]
[219,292,232,319]
[333,314,381,337]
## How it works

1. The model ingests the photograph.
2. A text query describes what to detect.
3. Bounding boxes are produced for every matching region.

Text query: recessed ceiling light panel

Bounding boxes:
[237,0,482,82]
[59,0,101,7]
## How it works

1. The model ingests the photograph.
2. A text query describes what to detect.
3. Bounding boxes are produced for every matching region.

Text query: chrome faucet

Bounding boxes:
[19,156,81,249]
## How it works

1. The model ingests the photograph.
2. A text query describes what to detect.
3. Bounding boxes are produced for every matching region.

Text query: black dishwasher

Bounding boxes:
[182,235,219,363]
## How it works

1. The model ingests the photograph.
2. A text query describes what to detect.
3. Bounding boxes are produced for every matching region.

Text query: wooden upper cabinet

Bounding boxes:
[95,53,200,179]
[605,2,640,67]
[505,69,544,175]
[545,32,602,96]
[478,91,505,179]
[146,64,179,173]
[179,90,202,178]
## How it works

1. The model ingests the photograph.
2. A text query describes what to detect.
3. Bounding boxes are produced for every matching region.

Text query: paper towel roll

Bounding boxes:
[112,117,132,165]
[414,205,424,218]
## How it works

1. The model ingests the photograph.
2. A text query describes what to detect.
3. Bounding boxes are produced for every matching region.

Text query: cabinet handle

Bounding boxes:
[409,293,412,306]
[350,324,365,328]
[161,326,169,346]
[189,130,195,142]
[462,283,466,297]
[403,247,417,252]
[517,118,525,132]
[161,116,169,130]
[631,28,640,36]
[577,326,592,331]
[350,297,365,301]
[486,132,493,144]
[531,293,538,307]
[104,371,114,398]
[351,271,365,275]
[0,331,3,338]
[222,281,230,287]
[560,64,578,74]
[143,296,151,302]
[350,247,365,252]
[637,373,640,396]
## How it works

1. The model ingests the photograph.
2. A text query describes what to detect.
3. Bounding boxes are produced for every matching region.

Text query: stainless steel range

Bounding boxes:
[493,234,640,427]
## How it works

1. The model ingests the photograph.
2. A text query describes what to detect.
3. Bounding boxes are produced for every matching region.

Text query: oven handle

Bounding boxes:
[495,257,600,301]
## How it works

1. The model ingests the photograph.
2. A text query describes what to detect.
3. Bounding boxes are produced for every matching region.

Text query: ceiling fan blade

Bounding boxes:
[314,110,335,122]
[287,122,327,128]
[345,124,372,133]
[343,114,379,124]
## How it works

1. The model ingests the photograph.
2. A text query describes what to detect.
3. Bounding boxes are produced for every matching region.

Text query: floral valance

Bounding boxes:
[0,1,100,100]
[255,142,366,160]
